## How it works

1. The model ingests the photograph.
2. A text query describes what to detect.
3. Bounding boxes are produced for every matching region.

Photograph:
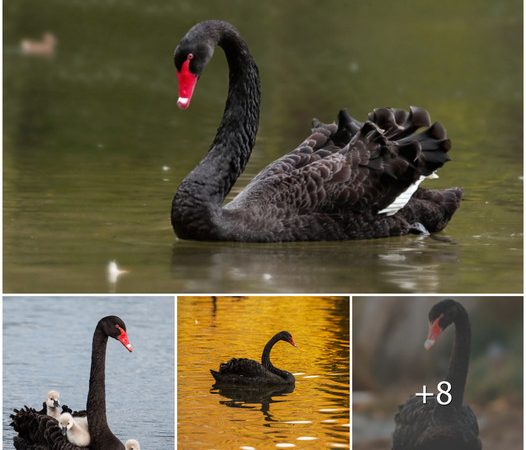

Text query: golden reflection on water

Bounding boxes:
[178,296,350,449]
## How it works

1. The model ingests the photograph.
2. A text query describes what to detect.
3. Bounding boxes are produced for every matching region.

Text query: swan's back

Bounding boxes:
[13,436,49,450]
[392,396,481,450]
[222,107,461,241]
[230,107,450,214]
[219,358,267,376]
[11,406,85,449]
[211,358,292,385]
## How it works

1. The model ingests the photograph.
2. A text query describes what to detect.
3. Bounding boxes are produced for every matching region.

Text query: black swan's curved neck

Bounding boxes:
[446,308,471,407]
[261,334,288,379]
[86,327,116,446]
[172,21,261,239]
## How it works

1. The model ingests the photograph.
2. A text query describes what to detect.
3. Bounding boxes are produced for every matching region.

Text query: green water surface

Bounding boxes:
[4,0,523,293]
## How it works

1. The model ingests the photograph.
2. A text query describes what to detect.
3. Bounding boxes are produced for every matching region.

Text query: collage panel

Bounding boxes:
[1,0,525,448]
[352,296,523,450]
[3,296,175,449]
[178,296,350,449]
[3,1,522,295]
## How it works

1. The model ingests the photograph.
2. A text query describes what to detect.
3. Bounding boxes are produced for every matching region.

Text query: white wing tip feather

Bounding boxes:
[377,173,438,216]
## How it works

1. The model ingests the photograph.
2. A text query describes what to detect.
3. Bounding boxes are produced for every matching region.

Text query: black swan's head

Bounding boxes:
[424,299,464,350]
[174,22,220,110]
[276,330,297,348]
[97,315,133,352]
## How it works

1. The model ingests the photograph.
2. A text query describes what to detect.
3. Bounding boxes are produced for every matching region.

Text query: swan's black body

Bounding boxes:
[392,299,482,450]
[172,20,462,242]
[36,401,85,420]
[61,405,88,418]
[10,316,132,450]
[211,331,296,386]
[11,406,84,450]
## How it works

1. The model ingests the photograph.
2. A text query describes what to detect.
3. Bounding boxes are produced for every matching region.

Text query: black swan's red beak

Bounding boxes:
[176,56,198,110]
[288,337,298,348]
[116,325,133,352]
[424,314,444,350]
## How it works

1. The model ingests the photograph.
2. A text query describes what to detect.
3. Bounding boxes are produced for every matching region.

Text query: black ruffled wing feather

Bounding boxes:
[10,406,86,450]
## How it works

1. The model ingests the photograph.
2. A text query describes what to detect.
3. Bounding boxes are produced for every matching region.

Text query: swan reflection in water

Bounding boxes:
[211,383,295,420]
[170,236,459,293]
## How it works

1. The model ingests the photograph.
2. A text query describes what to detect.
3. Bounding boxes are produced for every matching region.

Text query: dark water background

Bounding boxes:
[4,0,522,293]
[3,296,175,449]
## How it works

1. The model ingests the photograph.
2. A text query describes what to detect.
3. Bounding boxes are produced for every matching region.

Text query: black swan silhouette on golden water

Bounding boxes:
[211,331,297,386]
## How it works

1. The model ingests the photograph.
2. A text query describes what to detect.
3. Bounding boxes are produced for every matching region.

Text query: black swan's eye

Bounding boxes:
[187,53,194,60]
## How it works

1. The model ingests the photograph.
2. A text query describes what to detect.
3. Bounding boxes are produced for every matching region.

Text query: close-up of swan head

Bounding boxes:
[425,299,462,350]
[98,316,133,352]
[278,330,297,348]
[58,413,74,434]
[125,438,141,450]
[174,21,223,110]
[45,390,60,409]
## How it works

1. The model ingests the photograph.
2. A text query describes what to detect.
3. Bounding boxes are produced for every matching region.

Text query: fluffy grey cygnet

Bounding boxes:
[125,439,140,450]
[44,390,61,420]
[58,412,90,447]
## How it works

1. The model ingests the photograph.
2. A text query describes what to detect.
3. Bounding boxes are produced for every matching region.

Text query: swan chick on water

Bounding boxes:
[42,390,61,420]
[126,439,141,450]
[58,412,90,447]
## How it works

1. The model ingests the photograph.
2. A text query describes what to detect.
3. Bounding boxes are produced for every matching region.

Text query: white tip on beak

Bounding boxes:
[424,339,435,350]
[177,97,190,109]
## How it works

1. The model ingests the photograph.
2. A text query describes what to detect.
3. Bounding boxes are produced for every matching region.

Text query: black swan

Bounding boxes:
[171,20,462,242]
[211,330,297,385]
[10,316,133,450]
[392,299,482,450]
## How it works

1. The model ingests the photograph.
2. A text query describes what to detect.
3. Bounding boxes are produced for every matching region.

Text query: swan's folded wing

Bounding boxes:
[36,402,47,416]
[245,119,341,187]
[392,396,437,449]
[329,107,451,215]
[11,406,85,450]
[229,106,451,216]
[62,404,87,418]
[393,397,481,450]
[218,358,269,377]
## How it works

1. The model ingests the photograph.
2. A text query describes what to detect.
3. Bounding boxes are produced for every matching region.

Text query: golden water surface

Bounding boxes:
[178,296,350,449]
